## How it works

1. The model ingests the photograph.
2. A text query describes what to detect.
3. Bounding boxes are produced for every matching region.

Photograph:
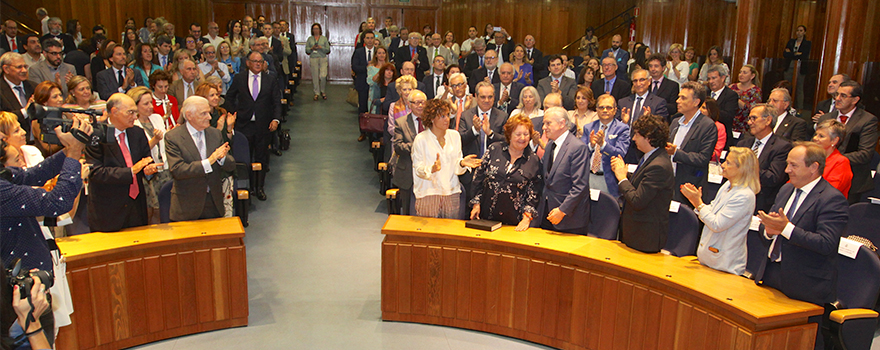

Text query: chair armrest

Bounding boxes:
[252,163,262,171]
[372,141,382,149]
[386,188,399,199]
[378,162,387,171]
[830,309,879,324]
[237,189,250,200]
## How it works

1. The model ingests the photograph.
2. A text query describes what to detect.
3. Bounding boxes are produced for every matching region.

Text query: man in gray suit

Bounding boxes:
[165,96,235,221]
[537,55,577,110]
[666,81,717,205]
[27,39,74,96]
[538,107,591,234]
[392,90,428,215]
[817,80,879,203]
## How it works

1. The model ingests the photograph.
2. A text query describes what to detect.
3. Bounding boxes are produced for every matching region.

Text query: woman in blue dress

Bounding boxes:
[509,44,534,86]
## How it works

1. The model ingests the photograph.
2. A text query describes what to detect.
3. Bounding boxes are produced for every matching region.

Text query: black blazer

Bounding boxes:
[458,106,508,158]
[651,78,680,119]
[669,113,717,203]
[423,73,446,100]
[40,33,77,53]
[470,66,500,92]
[619,148,675,253]
[395,45,430,81]
[815,98,833,115]
[525,47,545,77]
[774,111,809,142]
[737,134,792,213]
[591,76,632,102]
[0,35,24,53]
[713,86,739,147]
[227,70,282,137]
[85,126,151,232]
[0,77,36,137]
[351,46,372,91]
[463,52,483,78]
[755,179,848,305]
[493,81,525,115]
[783,39,811,61]
[95,67,144,101]
[818,108,880,195]
[487,40,515,63]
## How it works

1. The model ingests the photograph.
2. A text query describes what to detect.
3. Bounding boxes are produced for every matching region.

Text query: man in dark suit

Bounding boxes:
[260,23,283,63]
[493,63,524,115]
[152,35,175,70]
[756,142,848,348]
[0,52,36,138]
[278,20,298,88]
[812,74,849,125]
[592,56,632,103]
[0,20,23,54]
[459,81,508,200]
[189,23,211,53]
[378,17,392,38]
[706,65,738,147]
[523,35,544,79]
[768,88,809,142]
[382,61,427,114]
[395,33,429,82]
[486,30,514,65]
[646,53,679,119]
[95,45,143,100]
[422,55,447,100]
[611,113,674,253]
[40,17,76,54]
[86,93,162,232]
[537,106,590,234]
[391,90,427,215]
[619,69,668,164]
[666,81,717,205]
[600,34,629,79]
[817,80,879,203]
[737,104,793,213]
[463,38,487,80]
[351,31,376,114]
[538,55,578,110]
[226,51,282,201]
[165,96,235,221]
[470,49,500,93]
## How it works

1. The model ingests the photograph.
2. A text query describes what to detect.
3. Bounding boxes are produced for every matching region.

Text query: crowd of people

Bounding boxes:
[0,10,296,349]
[354,17,876,349]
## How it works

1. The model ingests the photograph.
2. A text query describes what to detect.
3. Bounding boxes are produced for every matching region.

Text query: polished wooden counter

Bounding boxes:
[381,215,822,350]
[54,217,248,350]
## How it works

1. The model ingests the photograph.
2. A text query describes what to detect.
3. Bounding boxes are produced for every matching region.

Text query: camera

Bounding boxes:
[5,259,53,299]
[27,103,108,147]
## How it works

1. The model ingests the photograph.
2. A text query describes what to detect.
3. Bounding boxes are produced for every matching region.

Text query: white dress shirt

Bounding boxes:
[751,132,772,159]
[198,61,231,94]
[767,176,821,261]
[185,122,225,174]
[412,129,468,198]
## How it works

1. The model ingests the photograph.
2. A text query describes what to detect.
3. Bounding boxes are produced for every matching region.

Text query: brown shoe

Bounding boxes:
[321,93,327,100]
[314,95,319,101]
[357,133,366,142]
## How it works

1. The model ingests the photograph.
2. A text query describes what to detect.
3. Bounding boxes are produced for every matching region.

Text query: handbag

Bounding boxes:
[346,88,359,107]
[359,113,387,134]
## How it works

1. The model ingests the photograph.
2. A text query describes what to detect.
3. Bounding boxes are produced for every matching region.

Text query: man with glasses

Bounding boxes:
[538,54,578,110]
[470,49,499,92]
[28,39,75,96]
[226,51,281,201]
[0,20,23,54]
[198,44,230,94]
[0,52,36,138]
[737,104,792,212]
[463,38,487,80]
[86,93,159,232]
[583,94,629,198]
[167,59,199,104]
[817,80,878,203]
[666,81,717,205]
[395,32,429,81]
[619,69,667,163]
[591,56,631,103]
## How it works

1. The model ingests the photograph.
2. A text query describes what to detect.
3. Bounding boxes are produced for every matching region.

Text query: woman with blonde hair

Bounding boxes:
[666,43,689,87]
[127,86,170,224]
[0,112,42,168]
[386,75,418,136]
[680,147,760,275]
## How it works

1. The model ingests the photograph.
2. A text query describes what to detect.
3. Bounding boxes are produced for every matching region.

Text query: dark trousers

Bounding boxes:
[762,261,824,350]
[246,131,270,168]
[199,192,222,219]
[398,187,412,216]
[357,88,369,114]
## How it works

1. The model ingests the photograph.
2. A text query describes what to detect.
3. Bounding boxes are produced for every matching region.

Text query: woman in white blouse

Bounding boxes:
[411,99,482,218]
[510,86,543,121]
[680,147,759,276]
[665,43,690,87]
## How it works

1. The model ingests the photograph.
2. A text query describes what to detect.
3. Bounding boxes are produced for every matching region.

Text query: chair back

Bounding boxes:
[231,132,251,190]
[845,203,880,247]
[159,181,173,223]
[588,190,620,240]
[859,167,880,202]
[837,245,880,309]
[664,206,700,257]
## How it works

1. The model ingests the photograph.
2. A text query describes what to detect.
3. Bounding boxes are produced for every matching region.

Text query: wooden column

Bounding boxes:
[815,0,874,103]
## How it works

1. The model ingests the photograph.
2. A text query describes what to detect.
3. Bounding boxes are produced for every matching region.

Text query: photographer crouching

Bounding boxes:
[0,117,93,348]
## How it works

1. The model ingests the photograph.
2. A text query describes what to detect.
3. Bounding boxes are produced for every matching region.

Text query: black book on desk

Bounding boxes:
[466,219,502,232]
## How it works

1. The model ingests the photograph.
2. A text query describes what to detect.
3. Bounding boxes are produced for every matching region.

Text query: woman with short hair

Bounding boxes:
[813,119,853,197]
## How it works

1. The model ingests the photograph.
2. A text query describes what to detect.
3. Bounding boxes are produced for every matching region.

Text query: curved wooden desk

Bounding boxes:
[54,218,248,350]
[381,215,822,350]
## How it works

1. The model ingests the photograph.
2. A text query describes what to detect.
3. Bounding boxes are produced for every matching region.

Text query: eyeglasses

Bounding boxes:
[632,78,649,83]
[837,93,854,99]
[410,100,426,106]
[450,83,466,88]
[45,51,62,56]
[484,56,497,59]
[596,106,614,111]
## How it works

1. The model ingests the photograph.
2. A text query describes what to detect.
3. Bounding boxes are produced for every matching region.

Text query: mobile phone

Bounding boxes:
[493,27,502,32]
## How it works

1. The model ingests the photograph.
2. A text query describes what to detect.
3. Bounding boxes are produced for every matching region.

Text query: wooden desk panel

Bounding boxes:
[381,215,821,350]
[54,218,248,350]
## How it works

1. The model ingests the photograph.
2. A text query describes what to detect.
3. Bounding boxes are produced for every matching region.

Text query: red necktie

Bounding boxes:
[10,37,16,51]
[840,114,848,124]
[417,118,425,133]
[118,132,139,199]
[411,47,416,58]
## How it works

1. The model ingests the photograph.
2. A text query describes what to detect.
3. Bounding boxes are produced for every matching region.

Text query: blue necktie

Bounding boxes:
[479,112,488,157]
[605,80,611,93]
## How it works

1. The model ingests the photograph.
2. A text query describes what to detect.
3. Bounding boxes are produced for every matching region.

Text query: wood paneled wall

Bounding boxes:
[637,0,737,60]
[8,0,214,42]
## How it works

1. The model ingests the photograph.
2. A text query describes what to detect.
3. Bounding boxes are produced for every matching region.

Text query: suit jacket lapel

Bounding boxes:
[791,181,824,224]
[758,135,774,164]
[679,113,702,149]
[550,135,572,178]
[107,127,126,164]
[633,148,660,183]
[259,72,270,98]
[0,82,21,109]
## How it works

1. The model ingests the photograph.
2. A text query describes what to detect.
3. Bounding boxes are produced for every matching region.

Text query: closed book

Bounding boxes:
[465,219,502,232]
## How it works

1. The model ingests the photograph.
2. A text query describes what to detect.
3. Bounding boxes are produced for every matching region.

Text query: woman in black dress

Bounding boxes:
[469,114,543,231]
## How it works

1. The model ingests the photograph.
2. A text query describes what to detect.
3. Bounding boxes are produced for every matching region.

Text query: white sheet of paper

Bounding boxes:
[838,237,862,259]
[720,150,728,160]
[627,164,637,173]
[669,201,681,213]
[732,131,741,139]
[708,174,723,184]
[749,216,762,231]
[873,170,876,178]
[869,197,880,205]
[590,188,600,201]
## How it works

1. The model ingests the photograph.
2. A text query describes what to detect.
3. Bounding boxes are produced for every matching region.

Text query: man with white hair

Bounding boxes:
[164,96,235,221]
[395,32,429,81]
[198,44,231,94]
[538,106,591,234]
[0,52,36,138]
[769,87,809,141]
[39,17,75,53]
[167,59,200,104]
